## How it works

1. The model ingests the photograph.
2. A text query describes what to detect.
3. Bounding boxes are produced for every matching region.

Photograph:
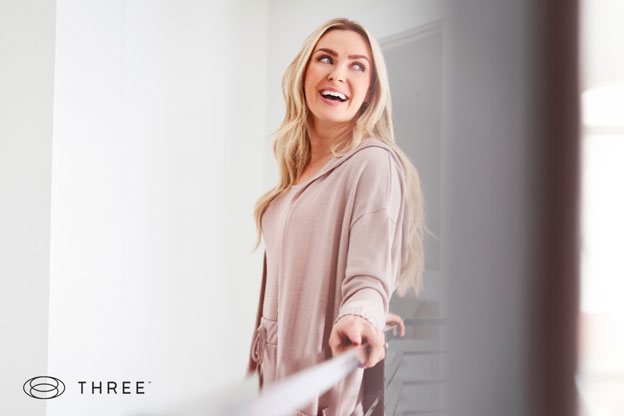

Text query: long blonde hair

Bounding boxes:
[253,18,425,297]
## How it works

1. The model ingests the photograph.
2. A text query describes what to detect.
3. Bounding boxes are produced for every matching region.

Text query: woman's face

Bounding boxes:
[304,29,373,127]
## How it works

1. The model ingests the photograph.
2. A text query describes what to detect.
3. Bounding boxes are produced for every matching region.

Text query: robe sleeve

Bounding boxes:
[335,147,406,331]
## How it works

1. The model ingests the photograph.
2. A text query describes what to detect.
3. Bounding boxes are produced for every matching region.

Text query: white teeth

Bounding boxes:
[321,90,347,101]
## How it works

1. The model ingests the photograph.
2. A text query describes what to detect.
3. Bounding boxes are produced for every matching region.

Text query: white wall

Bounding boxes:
[0,1,56,415]
[48,1,268,415]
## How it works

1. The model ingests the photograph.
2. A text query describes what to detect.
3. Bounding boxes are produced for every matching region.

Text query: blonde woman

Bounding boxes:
[247,18,425,416]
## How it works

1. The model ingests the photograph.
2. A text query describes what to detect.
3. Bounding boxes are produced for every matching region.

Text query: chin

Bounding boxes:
[313,110,354,124]
[322,116,349,123]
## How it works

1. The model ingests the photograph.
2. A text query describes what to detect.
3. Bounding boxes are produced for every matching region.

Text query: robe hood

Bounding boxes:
[292,137,405,193]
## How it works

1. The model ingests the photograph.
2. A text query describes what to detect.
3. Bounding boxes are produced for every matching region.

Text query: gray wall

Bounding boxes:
[444,1,541,415]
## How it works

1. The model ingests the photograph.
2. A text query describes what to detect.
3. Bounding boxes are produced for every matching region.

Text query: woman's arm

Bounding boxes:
[330,146,406,368]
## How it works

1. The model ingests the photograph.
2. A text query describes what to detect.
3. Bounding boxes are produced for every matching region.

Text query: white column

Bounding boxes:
[48,1,268,415]
[0,1,56,415]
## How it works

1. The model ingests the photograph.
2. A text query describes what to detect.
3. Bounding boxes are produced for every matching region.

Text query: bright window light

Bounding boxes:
[578,1,624,414]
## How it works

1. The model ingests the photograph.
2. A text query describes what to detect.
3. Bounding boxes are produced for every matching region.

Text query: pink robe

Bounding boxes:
[247,138,410,416]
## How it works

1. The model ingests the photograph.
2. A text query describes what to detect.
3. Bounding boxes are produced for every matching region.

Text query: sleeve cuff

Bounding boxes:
[335,289,387,331]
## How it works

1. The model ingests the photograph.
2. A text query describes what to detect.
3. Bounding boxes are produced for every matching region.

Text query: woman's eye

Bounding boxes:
[353,62,366,72]
[318,55,333,64]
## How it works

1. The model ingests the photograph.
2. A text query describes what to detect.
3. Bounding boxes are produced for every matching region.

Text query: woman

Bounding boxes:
[247,18,425,416]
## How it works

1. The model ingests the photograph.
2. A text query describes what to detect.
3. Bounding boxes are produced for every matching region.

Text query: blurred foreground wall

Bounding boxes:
[445,1,579,415]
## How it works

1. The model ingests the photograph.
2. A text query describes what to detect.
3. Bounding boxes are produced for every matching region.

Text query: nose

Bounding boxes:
[328,65,346,83]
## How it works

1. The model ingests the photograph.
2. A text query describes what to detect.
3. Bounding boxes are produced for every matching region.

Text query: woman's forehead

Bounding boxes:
[314,30,372,57]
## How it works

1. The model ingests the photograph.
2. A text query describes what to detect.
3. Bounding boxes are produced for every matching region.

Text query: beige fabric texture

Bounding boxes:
[247,138,410,416]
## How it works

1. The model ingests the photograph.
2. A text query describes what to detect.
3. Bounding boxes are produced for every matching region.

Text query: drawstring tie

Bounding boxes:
[251,325,267,367]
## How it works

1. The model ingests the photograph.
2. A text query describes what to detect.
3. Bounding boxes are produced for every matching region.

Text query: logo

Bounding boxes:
[23,376,66,400]
[78,380,149,394]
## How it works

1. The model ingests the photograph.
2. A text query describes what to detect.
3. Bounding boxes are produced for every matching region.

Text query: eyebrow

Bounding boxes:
[315,48,370,63]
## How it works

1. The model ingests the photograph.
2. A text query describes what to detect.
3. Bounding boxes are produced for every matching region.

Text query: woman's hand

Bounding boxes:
[386,312,406,337]
[329,314,385,369]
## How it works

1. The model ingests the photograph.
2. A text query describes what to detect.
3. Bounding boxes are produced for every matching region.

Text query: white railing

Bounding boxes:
[139,319,444,416]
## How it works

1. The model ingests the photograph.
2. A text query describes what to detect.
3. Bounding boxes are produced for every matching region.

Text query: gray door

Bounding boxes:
[381,16,447,416]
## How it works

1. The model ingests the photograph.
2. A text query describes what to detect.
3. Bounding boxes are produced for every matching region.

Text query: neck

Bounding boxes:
[306,118,353,163]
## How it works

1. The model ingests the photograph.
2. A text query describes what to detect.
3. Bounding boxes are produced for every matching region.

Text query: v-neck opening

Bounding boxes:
[291,155,337,189]
[289,138,385,190]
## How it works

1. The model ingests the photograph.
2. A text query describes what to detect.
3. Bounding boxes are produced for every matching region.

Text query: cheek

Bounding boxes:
[354,79,371,101]
[303,79,314,106]
[303,79,313,101]
[304,67,321,91]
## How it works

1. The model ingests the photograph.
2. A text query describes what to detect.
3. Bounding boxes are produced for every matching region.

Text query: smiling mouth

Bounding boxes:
[319,89,349,102]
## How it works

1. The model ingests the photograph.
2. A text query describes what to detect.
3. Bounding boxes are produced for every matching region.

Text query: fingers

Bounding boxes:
[357,322,385,368]
[329,315,387,368]
[328,329,342,356]
[359,330,385,368]
[329,316,363,356]
[343,324,363,347]
[387,312,406,337]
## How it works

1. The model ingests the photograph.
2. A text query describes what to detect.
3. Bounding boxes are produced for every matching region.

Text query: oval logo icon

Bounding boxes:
[23,376,65,399]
